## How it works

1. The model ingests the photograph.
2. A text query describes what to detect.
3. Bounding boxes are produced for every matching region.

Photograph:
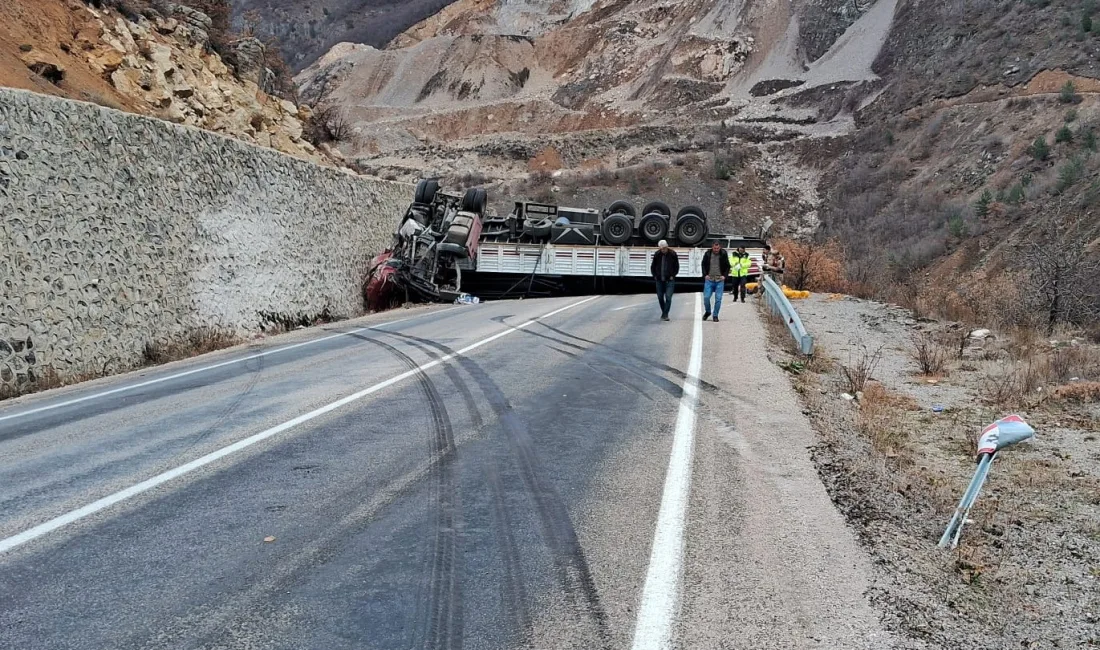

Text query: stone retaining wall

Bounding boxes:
[0,88,408,393]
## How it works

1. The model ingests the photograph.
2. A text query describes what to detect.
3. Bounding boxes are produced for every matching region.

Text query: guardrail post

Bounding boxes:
[938,415,1035,549]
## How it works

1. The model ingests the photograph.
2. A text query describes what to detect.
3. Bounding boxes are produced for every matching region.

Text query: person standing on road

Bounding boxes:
[651,240,679,321]
[729,246,751,303]
[700,240,730,322]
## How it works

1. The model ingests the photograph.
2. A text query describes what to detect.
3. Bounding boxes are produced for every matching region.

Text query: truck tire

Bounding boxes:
[607,200,636,218]
[641,200,671,217]
[415,178,439,204]
[675,214,707,245]
[523,217,553,239]
[437,242,468,258]
[639,212,669,243]
[601,213,633,245]
[461,187,487,214]
[676,205,706,221]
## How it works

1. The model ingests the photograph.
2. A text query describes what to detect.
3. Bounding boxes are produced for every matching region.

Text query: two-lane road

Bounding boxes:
[0,295,896,649]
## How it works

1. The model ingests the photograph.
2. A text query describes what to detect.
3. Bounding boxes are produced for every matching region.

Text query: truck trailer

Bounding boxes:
[365,180,770,309]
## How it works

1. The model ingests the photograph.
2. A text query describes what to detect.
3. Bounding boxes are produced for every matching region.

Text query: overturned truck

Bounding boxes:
[365,180,770,309]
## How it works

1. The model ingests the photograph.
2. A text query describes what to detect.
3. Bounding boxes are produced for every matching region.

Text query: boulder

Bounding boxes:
[19,49,66,84]
[172,5,211,46]
[110,68,144,96]
[235,38,267,85]
[75,24,105,50]
[89,48,125,75]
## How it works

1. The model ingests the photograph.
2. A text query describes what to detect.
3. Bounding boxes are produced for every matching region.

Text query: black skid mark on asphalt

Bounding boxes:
[394,335,536,646]
[518,326,686,400]
[532,321,726,394]
[344,333,464,650]
[399,338,485,430]
[378,331,612,649]
[173,352,266,463]
[545,344,656,402]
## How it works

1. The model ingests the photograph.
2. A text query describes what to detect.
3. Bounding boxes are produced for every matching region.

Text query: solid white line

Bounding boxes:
[0,296,599,555]
[0,307,461,424]
[612,302,648,311]
[631,292,704,650]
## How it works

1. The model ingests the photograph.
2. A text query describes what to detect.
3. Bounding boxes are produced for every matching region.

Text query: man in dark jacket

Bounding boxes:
[650,239,679,321]
[700,240,730,321]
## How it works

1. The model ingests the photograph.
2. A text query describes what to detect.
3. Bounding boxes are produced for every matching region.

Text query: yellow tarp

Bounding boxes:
[745,281,810,299]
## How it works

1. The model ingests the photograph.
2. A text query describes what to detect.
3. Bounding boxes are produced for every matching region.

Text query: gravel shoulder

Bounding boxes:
[766,293,1100,649]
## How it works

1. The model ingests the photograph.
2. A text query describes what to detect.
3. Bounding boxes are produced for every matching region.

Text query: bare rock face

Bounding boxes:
[170,3,213,46]
[51,2,334,164]
[235,37,267,85]
[228,0,464,72]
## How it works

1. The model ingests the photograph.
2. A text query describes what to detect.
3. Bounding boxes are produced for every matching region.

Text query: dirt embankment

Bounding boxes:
[766,294,1100,649]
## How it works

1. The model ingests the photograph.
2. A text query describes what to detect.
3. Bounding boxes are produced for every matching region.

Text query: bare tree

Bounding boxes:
[1016,198,1100,334]
[308,104,351,144]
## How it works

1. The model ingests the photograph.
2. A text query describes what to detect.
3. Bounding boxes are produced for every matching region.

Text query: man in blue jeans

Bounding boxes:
[650,240,680,321]
[700,240,730,322]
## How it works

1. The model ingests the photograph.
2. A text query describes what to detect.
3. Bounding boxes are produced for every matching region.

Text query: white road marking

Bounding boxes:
[631,291,703,650]
[611,302,648,311]
[0,307,462,424]
[0,296,599,555]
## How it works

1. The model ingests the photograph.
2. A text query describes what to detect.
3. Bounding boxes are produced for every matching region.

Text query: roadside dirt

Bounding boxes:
[0,0,135,109]
[764,293,1100,649]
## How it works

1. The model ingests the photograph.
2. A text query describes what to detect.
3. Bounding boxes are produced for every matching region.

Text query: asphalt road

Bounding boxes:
[0,294,898,650]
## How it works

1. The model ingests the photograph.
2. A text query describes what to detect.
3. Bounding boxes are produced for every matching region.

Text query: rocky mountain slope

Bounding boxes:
[228,0,459,71]
[1,0,332,164]
[299,0,1100,333]
[292,0,901,233]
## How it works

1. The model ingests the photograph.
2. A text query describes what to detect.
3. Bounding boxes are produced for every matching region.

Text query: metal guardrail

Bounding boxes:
[938,415,1035,549]
[761,275,814,355]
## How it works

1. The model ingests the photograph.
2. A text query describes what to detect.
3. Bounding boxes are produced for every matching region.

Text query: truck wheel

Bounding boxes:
[607,200,636,218]
[641,201,671,217]
[461,187,487,214]
[639,212,669,242]
[675,214,707,246]
[676,205,706,221]
[415,178,439,204]
[601,213,633,245]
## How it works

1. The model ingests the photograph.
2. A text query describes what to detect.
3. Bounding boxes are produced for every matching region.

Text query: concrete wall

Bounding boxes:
[0,88,409,392]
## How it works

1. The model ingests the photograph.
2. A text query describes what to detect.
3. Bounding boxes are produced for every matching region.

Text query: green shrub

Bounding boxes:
[1056,125,1074,143]
[974,189,993,217]
[947,210,969,237]
[1006,183,1026,205]
[1027,136,1051,160]
[1056,156,1086,192]
[1060,80,1080,103]
[1066,108,1078,122]
[1084,14,1094,33]
[1084,129,1097,151]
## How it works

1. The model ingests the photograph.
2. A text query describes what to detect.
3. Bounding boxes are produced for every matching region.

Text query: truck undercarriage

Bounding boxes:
[365,180,769,310]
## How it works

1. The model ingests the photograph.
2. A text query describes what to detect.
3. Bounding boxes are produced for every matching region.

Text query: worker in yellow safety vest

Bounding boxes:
[728,246,752,303]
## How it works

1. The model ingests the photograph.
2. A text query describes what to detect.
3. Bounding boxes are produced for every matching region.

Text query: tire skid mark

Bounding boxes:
[396,337,533,646]
[380,331,612,649]
[165,335,463,650]
[545,345,656,402]
[521,327,685,399]
[345,334,463,650]
[533,321,726,394]
[174,352,266,460]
